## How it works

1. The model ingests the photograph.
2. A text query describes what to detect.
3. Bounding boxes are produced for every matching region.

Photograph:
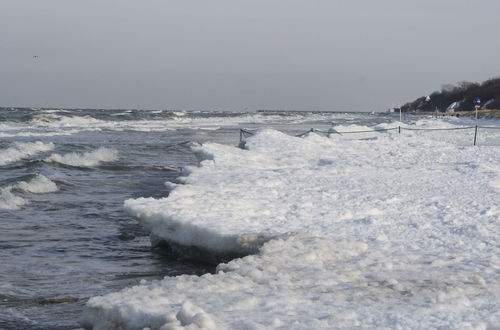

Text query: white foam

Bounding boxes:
[0,141,55,166]
[0,175,58,210]
[0,130,80,138]
[0,187,27,210]
[15,174,58,194]
[24,111,361,133]
[45,147,118,167]
[31,113,62,124]
[33,114,103,127]
[82,119,500,329]
[0,121,82,138]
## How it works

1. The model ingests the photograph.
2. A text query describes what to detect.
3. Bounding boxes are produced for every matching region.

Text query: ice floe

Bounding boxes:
[82,120,500,329]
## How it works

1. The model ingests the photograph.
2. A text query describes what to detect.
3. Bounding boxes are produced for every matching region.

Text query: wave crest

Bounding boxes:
[0,187,27,210]
[45,147,119,167]
[0,174,58,210]
[0,142,55,166]
[15,174,59,194]
[33,114,103,127]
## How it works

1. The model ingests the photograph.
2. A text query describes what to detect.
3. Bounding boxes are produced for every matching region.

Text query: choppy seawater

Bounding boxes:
[0,108,395,329]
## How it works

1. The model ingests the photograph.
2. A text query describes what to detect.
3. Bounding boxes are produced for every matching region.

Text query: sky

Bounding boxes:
[1,0,499,111]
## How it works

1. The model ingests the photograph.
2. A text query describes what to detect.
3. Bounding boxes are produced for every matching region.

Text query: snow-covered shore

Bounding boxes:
[81,119,500,329]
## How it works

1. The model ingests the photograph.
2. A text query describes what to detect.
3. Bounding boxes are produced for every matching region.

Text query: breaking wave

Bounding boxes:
[0,142,55,166]
[45,147,119,167]
[15,174,59,194]
[0,187,27,210]
[0,174,58,210]
[32,114,103,127]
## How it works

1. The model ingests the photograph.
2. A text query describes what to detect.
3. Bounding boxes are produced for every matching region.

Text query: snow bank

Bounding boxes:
[0,141,54,166]
[82,121,500,329]
[82,233,499,329]
[45,147,118,167]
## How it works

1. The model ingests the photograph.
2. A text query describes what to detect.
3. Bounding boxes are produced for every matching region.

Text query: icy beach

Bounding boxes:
[81,119,500,329]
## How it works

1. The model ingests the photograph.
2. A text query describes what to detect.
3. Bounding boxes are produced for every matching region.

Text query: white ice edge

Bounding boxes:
[123,197,271,257]
[82,120,500,329]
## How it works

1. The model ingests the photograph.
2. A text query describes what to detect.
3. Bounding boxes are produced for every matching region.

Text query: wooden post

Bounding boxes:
[473,125,478,146]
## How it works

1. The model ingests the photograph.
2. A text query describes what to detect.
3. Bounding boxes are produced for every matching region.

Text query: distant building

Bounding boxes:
[446,101,461,112]
[481,99,494,109]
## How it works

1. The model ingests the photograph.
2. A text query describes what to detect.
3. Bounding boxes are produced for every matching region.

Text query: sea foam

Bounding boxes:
[33,114,103,127]
[45,147,119,167]
[0,174,58,210]
[0,141,55,166]
[0,187,27,210]
[15,174,59,194]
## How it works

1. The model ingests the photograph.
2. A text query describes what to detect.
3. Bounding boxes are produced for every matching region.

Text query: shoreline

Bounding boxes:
[81,122,500,329]
[406,109,500,119]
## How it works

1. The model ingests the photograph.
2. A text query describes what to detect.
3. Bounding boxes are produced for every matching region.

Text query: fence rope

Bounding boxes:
[164,140,195,149]
[335,128,399,134]
[239,124,500,146]
[401,126,475,131]
[478,126,500,130]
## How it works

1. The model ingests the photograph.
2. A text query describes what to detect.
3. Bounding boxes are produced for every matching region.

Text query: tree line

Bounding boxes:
[401,77,500,112]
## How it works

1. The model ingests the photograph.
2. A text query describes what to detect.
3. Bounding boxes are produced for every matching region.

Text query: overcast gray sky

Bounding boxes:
[1,0,499,111]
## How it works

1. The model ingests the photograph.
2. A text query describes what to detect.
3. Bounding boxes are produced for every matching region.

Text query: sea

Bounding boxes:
[0,108,397,329]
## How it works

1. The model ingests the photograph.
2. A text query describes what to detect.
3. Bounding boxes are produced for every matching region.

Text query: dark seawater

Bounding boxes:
[0,108,395,329]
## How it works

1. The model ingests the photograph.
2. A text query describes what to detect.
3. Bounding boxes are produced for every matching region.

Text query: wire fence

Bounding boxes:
[240,125,500,146]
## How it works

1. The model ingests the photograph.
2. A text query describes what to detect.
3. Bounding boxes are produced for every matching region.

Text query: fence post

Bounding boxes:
[240,129,243,143]
[398,126,401,134]
[473,125,478,146]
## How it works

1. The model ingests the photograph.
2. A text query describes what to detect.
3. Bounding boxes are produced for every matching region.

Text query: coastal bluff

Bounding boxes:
[400,77,500,114]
